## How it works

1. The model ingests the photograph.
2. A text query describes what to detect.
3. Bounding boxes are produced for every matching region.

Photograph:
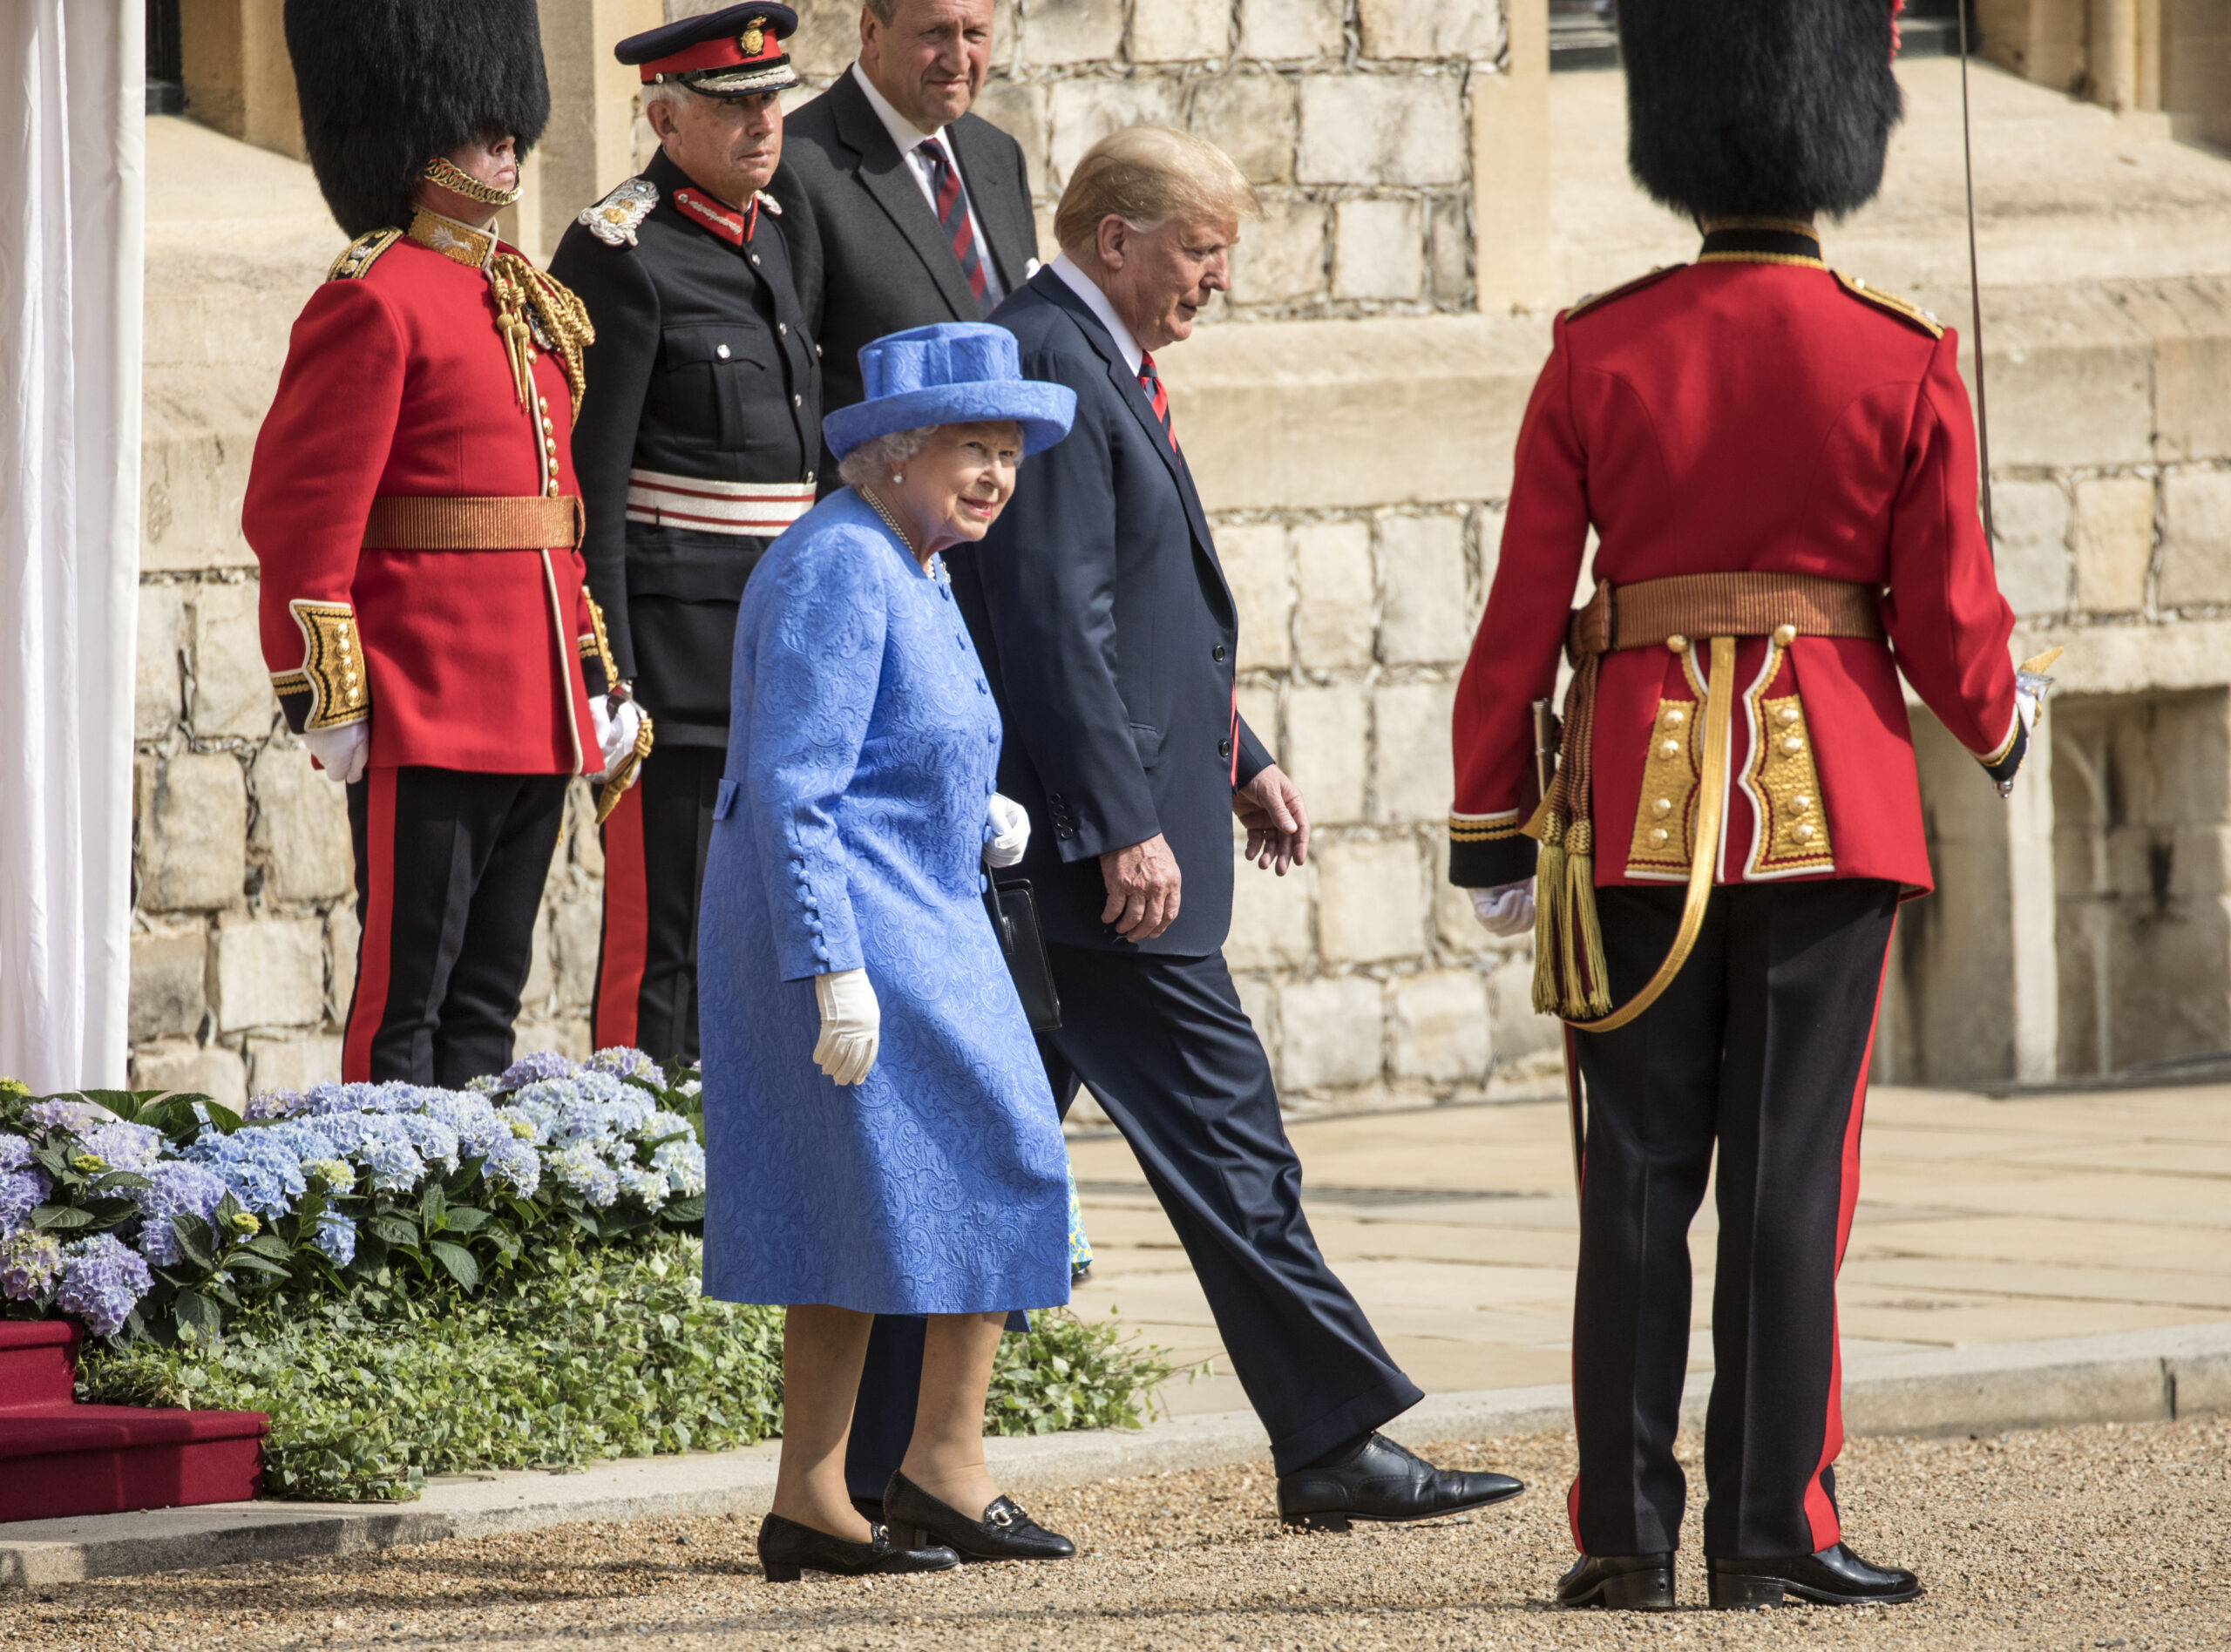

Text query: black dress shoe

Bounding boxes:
[756,1512,960,1582]
[884,1472,1077,1562]
[1276,1433,1524,1531]
[1707,1544,1923,1608]
[1556,1552,1675,1611]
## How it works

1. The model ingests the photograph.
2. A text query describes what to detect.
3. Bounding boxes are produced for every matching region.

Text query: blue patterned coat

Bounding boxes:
[698,487,1071,1316]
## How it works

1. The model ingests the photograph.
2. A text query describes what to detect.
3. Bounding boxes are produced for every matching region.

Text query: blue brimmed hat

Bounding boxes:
[823,323,1077,461]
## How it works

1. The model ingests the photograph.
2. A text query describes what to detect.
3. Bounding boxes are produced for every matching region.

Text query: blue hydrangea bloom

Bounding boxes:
[0,1168,51,1237]
[243,1089,306,1121]
[650,1137,707,1198]
[643,1110,693,1146]
[616,1163,669,1209]
[424,1093,507,1160]
[25,1099,109,1135]
[399,1114,461,1175]
[496,1051,576,1091]
[483,1136,541,1196]
[0,1230,62,1301]
[588,1046,660,1082]
[186,1131,309,1219]
[548,1142,619,1207]
[313,1211,357,1266]
[82,1121,164,1173]
[57,1234,153,1337]
[129,1161,229,1264]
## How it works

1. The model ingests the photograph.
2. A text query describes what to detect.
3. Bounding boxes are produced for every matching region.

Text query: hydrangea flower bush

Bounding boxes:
[0,1050,704,1346]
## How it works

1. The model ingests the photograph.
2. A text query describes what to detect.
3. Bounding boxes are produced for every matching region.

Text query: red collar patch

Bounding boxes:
[674,186,756,247]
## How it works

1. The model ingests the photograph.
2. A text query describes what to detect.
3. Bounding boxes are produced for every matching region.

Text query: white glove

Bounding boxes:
[985,792,1030,868]
[1471,880,1536,938]
[303,722,370,785]
[587,696,642,777]
[812,968,880,1087]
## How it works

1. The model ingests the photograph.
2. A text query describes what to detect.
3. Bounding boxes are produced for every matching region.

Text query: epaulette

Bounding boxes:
[1834,271,1943,339]
[327,227,401,281]
[1563,264,1683,322]
[754,189,782,216]
[578,176,658,247]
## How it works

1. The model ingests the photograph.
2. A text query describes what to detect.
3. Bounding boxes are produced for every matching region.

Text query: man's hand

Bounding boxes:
[1233,763,1310,875]
[1100,833,1182,941]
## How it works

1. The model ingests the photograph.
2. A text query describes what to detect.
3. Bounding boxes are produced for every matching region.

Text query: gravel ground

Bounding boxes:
[7,1414,2227,1651]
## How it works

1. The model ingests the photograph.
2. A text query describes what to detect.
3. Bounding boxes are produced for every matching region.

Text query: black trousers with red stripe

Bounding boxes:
[593,744,722,1062]
[344,767,571,1087]
[1569,877,1897,1561]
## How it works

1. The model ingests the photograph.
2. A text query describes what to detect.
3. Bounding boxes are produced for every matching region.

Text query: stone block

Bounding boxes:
[1218,522,1292,669]
[552,891,603,1014]
[1240,0,1341,60]
[785,0,865,78]
[1316,836,1426,961]
[1278,973,1382,1089]
[1966,286,2154,470]
[2110,276,2231,464]
[1286,682,1367,822]
[1487,952,1560,1069]
[1227,835,1314,970]
[1427,193,1468,304]
[1332,199,1424,301]
[248,742,353,904]
[327,901,361,1023]
[973,79,1048,186]
[135,752,247,913]
[1391,969,1488,1083]
[247,1034,342,1095]
[1297,74,1466,186]
[1231,197,1326,305]
[1048,77,1184,189]
[1238,683,1279,763]
[2072,475,2156,613]
[1991,478,2072,615]
[1380,512,1473,664]
[1191,72,1296,184]
[566,782,605,877]
[190,579,275,740]
[1132,0,1228,61]
[1026,0,1126,66]
[1232,973,1276,1053]
[1292,519,1375,667]
[130,1041,248,1110]
[2159,470,2231,609]
[136,583,185,741]
[1373,680,1457,823]
[1359,0,1502,60]
[1430,829,1495,951]
[131,927,207,1045]
[522,905,556,1016]
[213,917,329,1032]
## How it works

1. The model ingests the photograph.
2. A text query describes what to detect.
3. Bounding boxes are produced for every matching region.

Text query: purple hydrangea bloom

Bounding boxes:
[57,1234,153,1337]
[0,1134,36,1174]
[24,1099,110,1135]
[242,1089,306,1121]
[130,1161,230,1265]
[0,1168,52,1237]
[81,1121,164,1174]
[0,1230,61,1301]
[494,1050,576,1091]
[587,1046,659,1083]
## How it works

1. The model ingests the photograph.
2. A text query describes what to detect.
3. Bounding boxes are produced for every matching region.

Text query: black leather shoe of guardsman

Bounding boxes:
[1708,1544,1924,1608]
[1277,1433,1524,1531]
[1556,1553,1675,1610]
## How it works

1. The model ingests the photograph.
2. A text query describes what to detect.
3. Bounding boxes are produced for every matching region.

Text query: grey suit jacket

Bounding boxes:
[769,68,1038,470]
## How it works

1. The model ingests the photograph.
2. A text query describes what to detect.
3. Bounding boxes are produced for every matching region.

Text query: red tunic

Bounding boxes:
[243,219,603,775]
[1449,236,2022,897]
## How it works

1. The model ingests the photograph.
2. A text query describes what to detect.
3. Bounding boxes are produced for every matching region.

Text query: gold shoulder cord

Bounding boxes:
[489,254,595,413]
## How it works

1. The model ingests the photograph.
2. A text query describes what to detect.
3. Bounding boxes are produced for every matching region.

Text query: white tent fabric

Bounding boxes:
[0,3,144,1091]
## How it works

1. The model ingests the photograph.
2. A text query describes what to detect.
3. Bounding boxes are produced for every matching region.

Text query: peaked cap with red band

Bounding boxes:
[616,3,799,98]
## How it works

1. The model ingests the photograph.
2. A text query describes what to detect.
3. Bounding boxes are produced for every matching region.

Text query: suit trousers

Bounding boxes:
[844,944,1421,1497]
[594,744,722,1062]
[1569,878,1897,1561]
[343,767,571,1087]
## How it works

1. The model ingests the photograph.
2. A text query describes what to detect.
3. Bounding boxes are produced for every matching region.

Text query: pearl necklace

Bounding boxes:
[859,486,944,582]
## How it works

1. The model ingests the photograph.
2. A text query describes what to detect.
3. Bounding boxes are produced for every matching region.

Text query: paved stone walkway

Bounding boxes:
[1067,1082,2231,1418]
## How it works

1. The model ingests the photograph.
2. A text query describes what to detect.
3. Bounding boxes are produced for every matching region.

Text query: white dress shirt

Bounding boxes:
[849,62,1006,307]
[1048,252,1143,377]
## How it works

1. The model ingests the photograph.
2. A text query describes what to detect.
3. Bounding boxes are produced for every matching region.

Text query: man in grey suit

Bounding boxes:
[766,0,1042,1514]
[770,0,1039,481]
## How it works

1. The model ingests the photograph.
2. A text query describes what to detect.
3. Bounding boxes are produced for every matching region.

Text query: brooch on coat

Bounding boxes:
[580,177,658,247]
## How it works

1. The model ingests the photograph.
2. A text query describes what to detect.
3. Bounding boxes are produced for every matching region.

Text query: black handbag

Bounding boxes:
[983,878,1062,1032]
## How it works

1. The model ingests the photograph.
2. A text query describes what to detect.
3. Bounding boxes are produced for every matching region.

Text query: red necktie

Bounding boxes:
[918,138,990,316]
[1138,352,1177,451]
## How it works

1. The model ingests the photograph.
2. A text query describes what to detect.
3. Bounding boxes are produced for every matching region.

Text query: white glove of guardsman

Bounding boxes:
[587,694,643,778]
[984,792,1031,868]
[303,722,370,786]
[1472,879,1536,938]
[813,969,881,1086]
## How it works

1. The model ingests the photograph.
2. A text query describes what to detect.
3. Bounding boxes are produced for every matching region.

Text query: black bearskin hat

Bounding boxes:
[284,0,552,239]
[1619,0,1904,222]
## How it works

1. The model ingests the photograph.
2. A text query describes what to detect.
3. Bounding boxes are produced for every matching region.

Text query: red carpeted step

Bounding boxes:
[0,1321,80,1412]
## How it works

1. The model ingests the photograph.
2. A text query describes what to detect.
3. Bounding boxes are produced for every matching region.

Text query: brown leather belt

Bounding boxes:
[362,494,584,551]
[1567,571,1884,661]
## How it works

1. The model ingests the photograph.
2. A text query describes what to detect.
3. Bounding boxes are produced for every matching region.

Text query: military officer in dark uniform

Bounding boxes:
[551,4,822,1061]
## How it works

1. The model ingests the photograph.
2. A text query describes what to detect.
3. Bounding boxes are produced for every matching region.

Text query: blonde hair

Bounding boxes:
[1053,126,1259,255]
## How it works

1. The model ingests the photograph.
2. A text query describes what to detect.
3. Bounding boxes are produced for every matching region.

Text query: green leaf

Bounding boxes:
[369,1215,420,1249]
[78,1089,143,1120]
[440,1206,490,1233]
[31,1204,94,1230]
[171,1214,216,1269]
[661,1195,705,1224]
[200,1100,244,1136]
[90,1170,154,1192]
[241,1233,294,1262]
[425,1240,480,1293]
[225,1250,294,1279]
[173,1290,222,1344]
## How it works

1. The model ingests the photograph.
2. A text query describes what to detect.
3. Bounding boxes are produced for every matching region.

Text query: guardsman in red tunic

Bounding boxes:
[1448,0,2046,1612]
[246,0,643,1086]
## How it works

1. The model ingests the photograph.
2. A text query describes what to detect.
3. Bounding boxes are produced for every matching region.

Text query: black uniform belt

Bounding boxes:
[362,494,585,551]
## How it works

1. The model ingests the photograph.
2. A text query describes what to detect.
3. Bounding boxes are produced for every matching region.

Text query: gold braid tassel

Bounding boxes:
[1529,811,1568,1017]
[487,254,596,413]
[1560,818,1612,1018]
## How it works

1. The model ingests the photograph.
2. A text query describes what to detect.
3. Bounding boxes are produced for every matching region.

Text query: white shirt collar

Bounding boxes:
[1049,252,1143,377]
[851,61,944,155]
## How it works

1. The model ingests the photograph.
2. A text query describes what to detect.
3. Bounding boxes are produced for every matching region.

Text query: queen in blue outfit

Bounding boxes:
[699,324,1079,1582]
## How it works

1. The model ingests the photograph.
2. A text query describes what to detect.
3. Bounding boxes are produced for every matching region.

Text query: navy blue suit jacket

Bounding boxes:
[948,268,1272,956]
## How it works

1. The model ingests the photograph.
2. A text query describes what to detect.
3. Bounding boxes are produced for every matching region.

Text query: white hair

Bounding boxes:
[837,427,936,491]
[640,80,693,120]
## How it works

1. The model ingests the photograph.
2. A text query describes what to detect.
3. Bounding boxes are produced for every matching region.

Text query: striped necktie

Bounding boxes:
[917,137,990,316]
[1138,352,1177,451]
